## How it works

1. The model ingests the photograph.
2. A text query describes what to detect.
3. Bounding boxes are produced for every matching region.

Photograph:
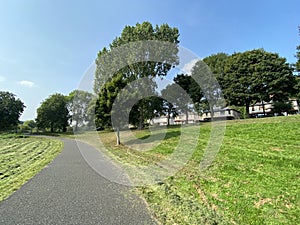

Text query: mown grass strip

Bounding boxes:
[0,136,63,201]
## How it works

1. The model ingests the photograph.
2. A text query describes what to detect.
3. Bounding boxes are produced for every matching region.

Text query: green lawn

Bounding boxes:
[79,115,300,224]
[2,116,298,223]
[0,134,62,201]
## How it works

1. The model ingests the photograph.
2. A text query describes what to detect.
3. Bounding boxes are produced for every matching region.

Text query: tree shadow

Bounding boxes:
[123,130,181,145]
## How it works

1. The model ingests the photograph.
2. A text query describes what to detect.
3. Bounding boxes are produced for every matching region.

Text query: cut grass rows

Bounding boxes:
[0,136,62,201]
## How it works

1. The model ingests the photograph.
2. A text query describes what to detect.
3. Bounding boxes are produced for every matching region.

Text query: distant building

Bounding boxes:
[201,107,240,121]
[290,99,300,114]
[249,101,273,117]
[249,99,299,117]
[150,99,300,126]
[149,116,170,126]
[149,107,240,126]
[173,112,201,124]
[149,112,201,126]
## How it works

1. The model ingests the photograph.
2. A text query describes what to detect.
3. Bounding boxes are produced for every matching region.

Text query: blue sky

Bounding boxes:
[0,0,299,121]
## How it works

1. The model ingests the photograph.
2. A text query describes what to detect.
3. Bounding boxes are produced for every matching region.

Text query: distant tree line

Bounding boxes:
[93,23,299,130]
[1,22,299,134]
[0,90,95,133]
[35,91,94,133]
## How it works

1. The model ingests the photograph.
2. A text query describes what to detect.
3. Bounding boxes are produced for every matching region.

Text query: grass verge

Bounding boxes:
[0,134,63,201]
[75,116,300,224]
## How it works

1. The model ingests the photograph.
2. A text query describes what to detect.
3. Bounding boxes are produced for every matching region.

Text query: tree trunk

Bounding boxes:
[75,121,78,132]
[50,123,54,133]
[115,127,120,145]
[210,106,214,121]
[245,102,250,118]
[185,109,188,125]
[167,114,170,126]
[139,112,144,130]
[262,100,266,117]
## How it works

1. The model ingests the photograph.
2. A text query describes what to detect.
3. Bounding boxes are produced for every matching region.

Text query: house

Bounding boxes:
[249,101,273,117]
[290,99,300,114]
[173,112,201,124]
[150,107,240,126]
[150,116,171,126]
[150,112,201,126]
[201,107,240,121]
[249,99,299,117]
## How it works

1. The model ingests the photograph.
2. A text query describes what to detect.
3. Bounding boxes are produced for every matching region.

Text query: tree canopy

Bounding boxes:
[126,78,163,129]
[295,26,300,75]
[36,93,69,132]
[94,22,180,133]
[161,82,191,124]
[94,22,180,93]
[202,52,229,91]
[171,74,203,122]
[223,49,296,117]
[296,45,300,74]
[67,90,94,131]
[95,73,126,129]
[0,91,25,131]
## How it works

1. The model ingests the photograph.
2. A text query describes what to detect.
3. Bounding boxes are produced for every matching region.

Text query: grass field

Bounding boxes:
[0,134,62,201]
[77,115,300,224]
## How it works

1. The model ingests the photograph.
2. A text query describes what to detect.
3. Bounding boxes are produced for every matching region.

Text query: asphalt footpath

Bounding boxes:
[0,138,157,225]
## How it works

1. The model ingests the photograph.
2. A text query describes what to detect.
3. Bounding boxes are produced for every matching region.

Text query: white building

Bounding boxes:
[249,99,299,117]
[150,107,240,126]
[173,112,201,124]
[201,107,240,121]
[249,102,273,117]
[150,112,201,126]
[149,116,171,126]
[291,99,300,113]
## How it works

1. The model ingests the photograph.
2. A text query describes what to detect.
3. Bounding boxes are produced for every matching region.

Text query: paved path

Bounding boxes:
[0,138,156,225]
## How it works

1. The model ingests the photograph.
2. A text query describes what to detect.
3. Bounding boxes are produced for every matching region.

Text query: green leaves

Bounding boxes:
[67,90,94,131]
[36,93,69,132]
[172,74,203,114]
[94,22,179,94]
[223,49,296,116]
[94,22,180,130]
[0,91,25,131]
[203,52,228,86]
[295,26,300,75]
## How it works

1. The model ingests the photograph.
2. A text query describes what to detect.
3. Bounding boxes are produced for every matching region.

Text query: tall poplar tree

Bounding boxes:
[94,22,180,142]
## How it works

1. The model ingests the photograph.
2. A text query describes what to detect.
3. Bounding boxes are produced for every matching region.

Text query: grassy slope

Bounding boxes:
[0,135,63,201]
[75,116,300,224]
[197,116,300,224]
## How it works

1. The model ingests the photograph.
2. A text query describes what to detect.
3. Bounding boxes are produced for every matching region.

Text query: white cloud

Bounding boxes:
[182,59,199,75]
[0,76,6,82]
[19,80,35,88]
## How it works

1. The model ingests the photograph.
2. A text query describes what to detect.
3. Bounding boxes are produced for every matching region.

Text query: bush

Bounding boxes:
[0,133,28,139]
